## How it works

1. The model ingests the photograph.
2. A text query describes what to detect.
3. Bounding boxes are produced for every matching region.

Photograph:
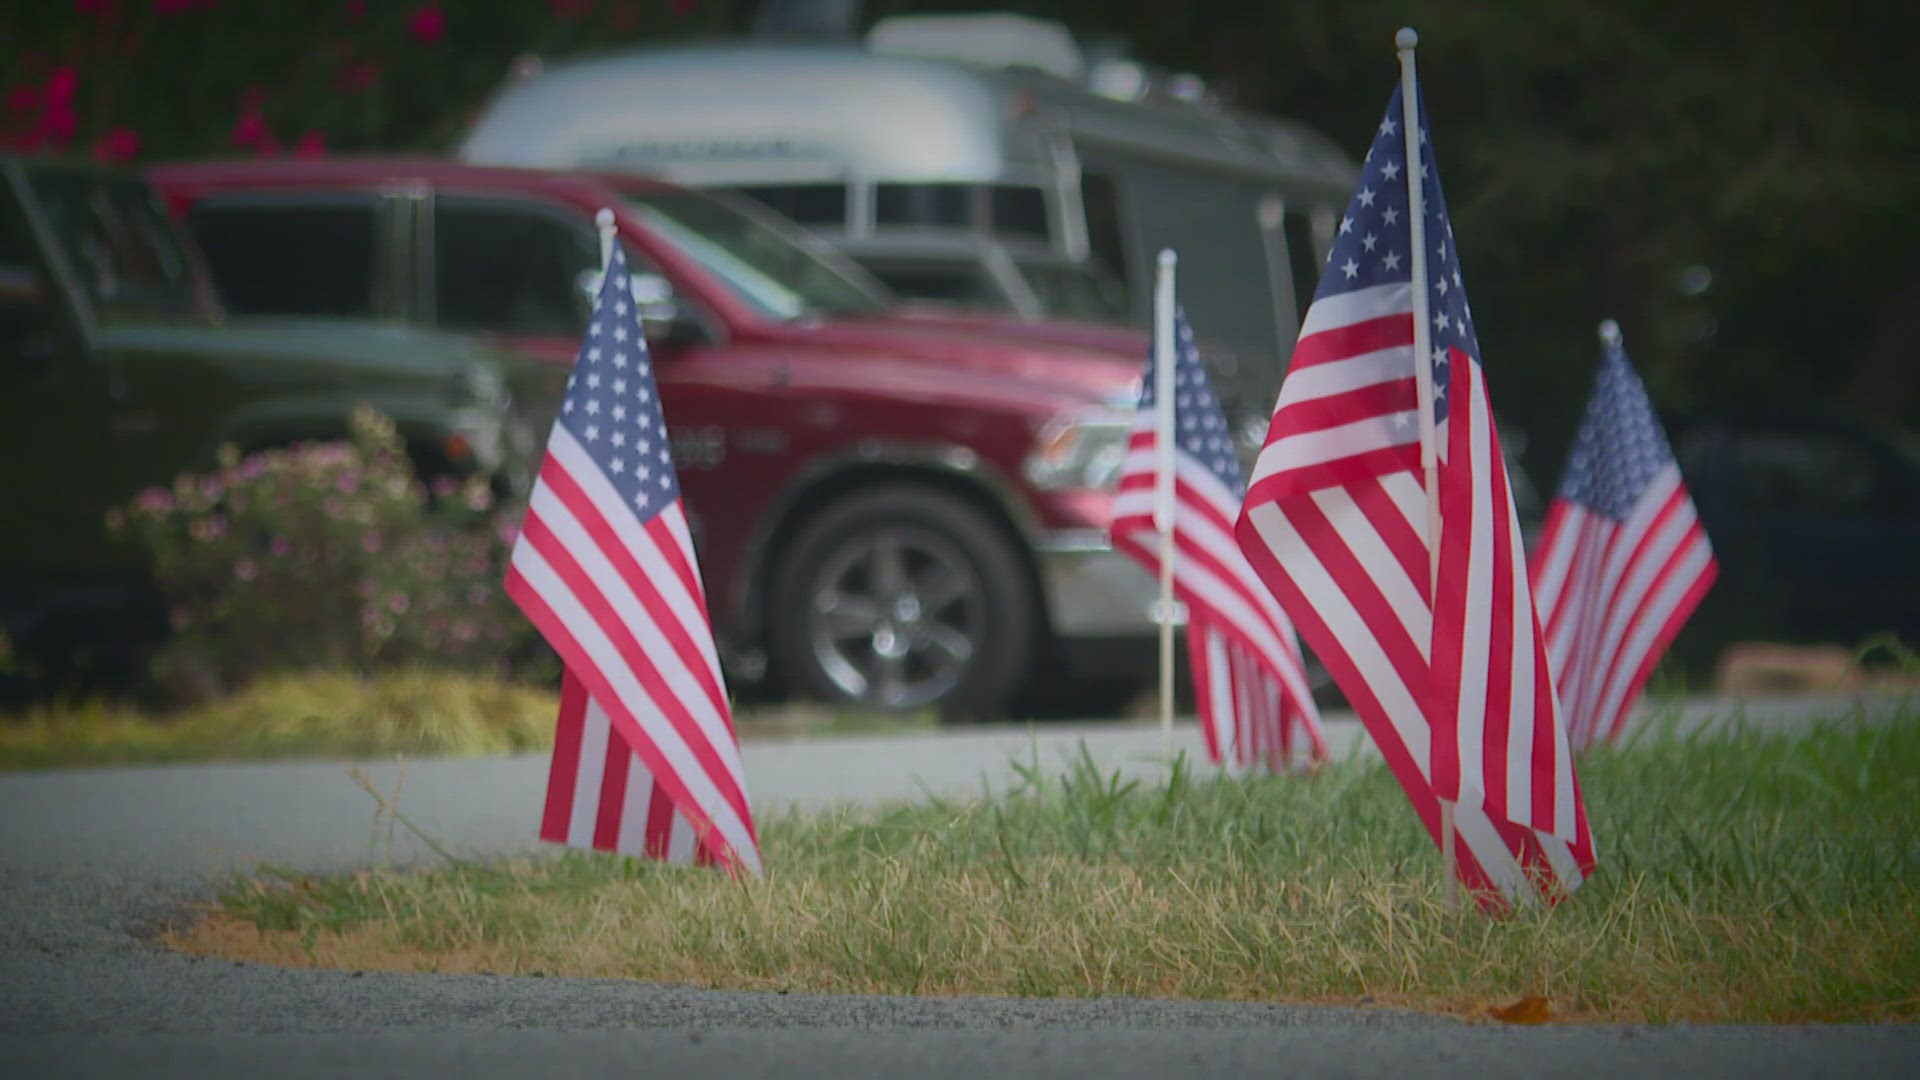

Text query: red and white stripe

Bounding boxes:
[541,668,718,864]
[1112,424,1326,771]
[1236,284,1594,905]
[506,426,761,873]
[1530,465,1718,750]
[1429,351,1581,842]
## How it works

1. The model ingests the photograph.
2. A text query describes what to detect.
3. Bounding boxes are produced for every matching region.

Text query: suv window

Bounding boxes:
[434,198,600,335]
[189,197,380,318]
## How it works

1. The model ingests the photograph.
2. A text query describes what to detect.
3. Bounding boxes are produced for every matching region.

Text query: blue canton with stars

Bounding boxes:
[1316,83,1481,426]
[558,246,679,519]
[1138,306,1245,496]
[1556,337,1675,522]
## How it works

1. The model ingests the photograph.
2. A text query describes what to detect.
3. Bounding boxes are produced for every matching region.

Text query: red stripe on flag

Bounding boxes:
[1288,312,1414,370]
[593,729,632,850]
[504,562,750,871]
[540,670,589,844]
[539,457,729,719]
[517,501,754,837]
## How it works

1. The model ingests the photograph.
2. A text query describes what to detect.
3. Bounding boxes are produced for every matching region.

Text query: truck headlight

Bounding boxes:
[1023,412,1133,491]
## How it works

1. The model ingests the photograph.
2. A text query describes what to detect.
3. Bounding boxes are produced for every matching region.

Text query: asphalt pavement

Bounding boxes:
[0,692,1914,1078]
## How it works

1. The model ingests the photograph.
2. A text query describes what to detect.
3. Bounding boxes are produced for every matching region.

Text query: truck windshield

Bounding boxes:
[625,190,889,321]
[25,167,201,321]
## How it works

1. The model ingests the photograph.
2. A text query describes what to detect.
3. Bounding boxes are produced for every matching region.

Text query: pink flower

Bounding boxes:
[270,537,292,557]
[406,3,445,45]
[338,61,378,92]
[45,67,78,105]
[293,130,327,157]
[362,532,383,554]
[90,126,139,163]
[235,558,257,581]
[335,472,359,494]
[231,111,273,152]
[387,594,410,615]
[135,488,173,514]
[40,102,78,148]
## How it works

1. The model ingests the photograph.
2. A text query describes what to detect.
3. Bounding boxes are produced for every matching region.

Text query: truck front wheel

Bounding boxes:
[768,485,1036,721]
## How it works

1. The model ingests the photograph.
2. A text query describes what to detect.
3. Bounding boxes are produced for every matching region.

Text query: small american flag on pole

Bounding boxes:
[1110,300,1326,770]
[1530,322,1717,751]
[505,244,760,873]
[1234,44,1593,903]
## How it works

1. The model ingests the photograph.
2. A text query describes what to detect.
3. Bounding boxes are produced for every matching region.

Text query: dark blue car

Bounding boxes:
[1668,411,1920,653]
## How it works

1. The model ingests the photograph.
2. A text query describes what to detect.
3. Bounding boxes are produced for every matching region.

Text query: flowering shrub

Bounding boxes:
[110,405,540,701]
[3,0,730,164]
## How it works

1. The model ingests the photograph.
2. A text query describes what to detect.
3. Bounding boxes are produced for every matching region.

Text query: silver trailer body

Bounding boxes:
[457,35,1359,438]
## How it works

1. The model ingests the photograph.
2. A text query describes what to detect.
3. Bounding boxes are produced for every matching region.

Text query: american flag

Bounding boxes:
[1233,81,1594,902]
[1111,306,1326,770]
[1529,326,1717,751]
[505,246,760,873]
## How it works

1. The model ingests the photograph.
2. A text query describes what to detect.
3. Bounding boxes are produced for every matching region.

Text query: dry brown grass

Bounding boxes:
[171,713,1920,1023]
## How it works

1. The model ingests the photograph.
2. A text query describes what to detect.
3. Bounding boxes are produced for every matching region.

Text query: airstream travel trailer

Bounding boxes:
[456,13,1360,447]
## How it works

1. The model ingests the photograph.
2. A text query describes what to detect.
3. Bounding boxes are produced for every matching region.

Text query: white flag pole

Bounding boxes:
[1396,26,1459,910]
[595,207,617,271]
[1153,249,1180,756]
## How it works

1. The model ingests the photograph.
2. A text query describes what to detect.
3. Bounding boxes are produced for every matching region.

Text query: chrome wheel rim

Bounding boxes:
[805,525,984,709]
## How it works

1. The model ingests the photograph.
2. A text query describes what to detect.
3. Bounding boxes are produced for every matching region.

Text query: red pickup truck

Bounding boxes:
[149,158,1162,718]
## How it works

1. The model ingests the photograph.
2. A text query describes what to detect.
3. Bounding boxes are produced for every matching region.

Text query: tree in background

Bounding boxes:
[7,0,1915,456]
[1,0,739,164]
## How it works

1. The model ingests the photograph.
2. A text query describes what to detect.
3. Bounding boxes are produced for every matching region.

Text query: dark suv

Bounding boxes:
[0,156,555,695]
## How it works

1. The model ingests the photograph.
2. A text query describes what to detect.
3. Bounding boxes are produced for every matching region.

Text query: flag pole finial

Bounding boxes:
[1599,319,1623,349]
[595,207,617,270]
[1158,249,1177,271]
[1396,26,1419,52]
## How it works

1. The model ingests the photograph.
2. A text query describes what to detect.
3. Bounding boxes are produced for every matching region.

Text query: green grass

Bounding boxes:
[178,707,1920,1023]
[0,668,559,768]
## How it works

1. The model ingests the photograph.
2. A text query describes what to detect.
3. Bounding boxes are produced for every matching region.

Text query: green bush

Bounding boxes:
[110,405,542,701]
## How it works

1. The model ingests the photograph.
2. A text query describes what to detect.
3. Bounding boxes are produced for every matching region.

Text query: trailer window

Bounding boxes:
[728,184,847,228]
[988,185,1049,241]
[875,183,971,230]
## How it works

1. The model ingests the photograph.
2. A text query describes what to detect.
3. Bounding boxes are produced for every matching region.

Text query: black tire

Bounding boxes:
[768,484,1037,721]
